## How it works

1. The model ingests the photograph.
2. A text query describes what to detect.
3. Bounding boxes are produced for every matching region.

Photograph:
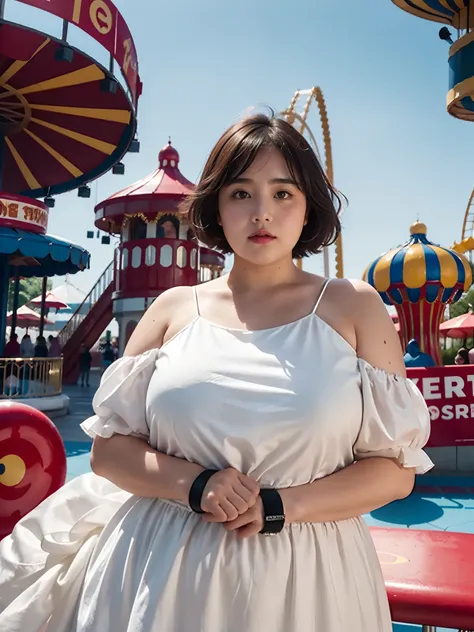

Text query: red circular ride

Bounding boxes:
[0,402,66,541]
[0,0,142,537]
[0,0,141,198]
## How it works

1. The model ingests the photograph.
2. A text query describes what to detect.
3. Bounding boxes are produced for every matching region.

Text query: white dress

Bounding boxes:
[0,289,434,632]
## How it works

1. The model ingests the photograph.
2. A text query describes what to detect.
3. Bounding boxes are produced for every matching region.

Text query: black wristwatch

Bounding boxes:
[259,488,285,535]
[188,469,218,513]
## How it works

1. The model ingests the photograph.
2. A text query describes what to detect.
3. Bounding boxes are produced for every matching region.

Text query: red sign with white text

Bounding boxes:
[14,0,140,105]
[407,365,474,447]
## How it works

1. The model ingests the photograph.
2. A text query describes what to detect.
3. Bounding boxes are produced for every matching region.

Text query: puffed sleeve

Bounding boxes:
[353,359,434,474]
[80,349,159,440]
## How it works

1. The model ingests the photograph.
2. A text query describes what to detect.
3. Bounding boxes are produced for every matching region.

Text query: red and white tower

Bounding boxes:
[94,141,225,354]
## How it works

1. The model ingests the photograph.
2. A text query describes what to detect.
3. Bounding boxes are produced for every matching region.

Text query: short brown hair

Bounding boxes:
[182,112,343,259]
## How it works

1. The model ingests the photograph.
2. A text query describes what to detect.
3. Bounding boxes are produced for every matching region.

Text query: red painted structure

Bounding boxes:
[0,0,140,198]
[93,141,225,354]
[13,0,141,107]
[371,527,474,629]
[60,142,225,379]
[0,402,66,540]
[408,364,474,447]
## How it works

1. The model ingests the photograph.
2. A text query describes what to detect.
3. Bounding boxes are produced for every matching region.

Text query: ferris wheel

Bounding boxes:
[452,188,474,259]
[280,87,344,278]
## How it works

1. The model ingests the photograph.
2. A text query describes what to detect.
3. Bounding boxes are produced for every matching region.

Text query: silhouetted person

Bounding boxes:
[4,333,20,358]
[34,336,48,358]
[403,339,435,368]
[455,347,470,366]
[79,344,92,387]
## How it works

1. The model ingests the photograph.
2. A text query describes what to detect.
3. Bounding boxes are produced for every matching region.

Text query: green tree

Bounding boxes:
[448,261,474,319]
[7,278,53,311]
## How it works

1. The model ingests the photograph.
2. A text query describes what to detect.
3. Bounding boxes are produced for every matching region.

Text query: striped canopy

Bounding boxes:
[392,0,471,26]
[364,222,472,305]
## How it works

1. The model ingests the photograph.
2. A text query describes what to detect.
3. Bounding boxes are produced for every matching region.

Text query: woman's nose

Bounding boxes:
[252,199,272,223]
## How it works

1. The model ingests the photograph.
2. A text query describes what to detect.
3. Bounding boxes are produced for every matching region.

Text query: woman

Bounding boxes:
[455,347,470,365]
[0,113,433,632]
[34,335,48,358]
[48,335,62,357]
[20,334,34,358]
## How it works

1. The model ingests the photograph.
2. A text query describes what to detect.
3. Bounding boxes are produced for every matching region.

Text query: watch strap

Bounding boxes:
[188,469,218,513]
[259,488,285,535]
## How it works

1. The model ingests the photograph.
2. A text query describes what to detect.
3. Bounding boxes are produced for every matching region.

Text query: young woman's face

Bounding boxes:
[218,146,307,266]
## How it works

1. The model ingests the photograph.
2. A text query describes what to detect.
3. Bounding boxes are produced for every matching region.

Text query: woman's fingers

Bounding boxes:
[200,496,228,522]
[237,521,262,539]
[226,490,250,514]
[218,498,240,521]
[238,473,260,498]
[232,481,258,508]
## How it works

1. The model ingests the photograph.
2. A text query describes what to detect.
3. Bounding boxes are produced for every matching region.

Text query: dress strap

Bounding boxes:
[311,279,331,315]
[193,286,201,316]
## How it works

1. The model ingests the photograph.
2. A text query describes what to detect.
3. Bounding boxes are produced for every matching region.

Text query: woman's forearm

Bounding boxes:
[90,434,204,503]
[279,457,415,524]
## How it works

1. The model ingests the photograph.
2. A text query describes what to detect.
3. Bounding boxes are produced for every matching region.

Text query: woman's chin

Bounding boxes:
[233,249,293,268]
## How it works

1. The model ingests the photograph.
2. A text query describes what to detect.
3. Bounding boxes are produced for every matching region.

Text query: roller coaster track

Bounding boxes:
[281,87,344,278]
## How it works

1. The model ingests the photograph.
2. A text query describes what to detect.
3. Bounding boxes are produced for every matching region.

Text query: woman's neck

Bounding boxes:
[226,255,302,292]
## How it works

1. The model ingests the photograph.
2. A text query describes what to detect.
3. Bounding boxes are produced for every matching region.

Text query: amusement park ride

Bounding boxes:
[281,87,344,279]
[2,0,474,630]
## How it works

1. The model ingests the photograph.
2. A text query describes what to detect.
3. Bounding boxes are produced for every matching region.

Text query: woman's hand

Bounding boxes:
[200,468,260,522]
[219,496,264,538]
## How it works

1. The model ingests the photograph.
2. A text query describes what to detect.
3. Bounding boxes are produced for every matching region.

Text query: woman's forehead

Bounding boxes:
[239,146,290,179]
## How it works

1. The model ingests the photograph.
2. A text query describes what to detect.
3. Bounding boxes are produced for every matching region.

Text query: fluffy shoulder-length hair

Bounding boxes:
[182,112,343,259]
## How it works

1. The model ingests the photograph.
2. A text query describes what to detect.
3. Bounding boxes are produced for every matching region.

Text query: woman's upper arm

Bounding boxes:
[124,286,193,356]
[349,280,406,377]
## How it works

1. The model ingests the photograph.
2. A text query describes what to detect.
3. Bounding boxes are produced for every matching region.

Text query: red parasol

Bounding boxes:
[28,291,69,311]
[7,305,53,329]
[439,310,474,339]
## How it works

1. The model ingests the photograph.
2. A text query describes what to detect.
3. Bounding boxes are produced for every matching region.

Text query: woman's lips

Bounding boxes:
[248,235,276,244]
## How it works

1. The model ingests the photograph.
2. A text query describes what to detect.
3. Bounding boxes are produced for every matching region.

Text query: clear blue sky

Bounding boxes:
[6,0,473,293]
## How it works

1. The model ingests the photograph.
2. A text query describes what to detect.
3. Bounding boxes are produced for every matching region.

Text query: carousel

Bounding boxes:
[0,0,141,408]
[0,0,140,537]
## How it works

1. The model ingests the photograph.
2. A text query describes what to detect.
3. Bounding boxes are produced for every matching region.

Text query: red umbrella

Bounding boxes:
[29,291,69,311]
[439,310,474,339]
[7,305,53,329]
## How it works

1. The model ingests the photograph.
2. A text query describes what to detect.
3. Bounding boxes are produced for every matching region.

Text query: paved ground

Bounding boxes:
[57,375,473,632]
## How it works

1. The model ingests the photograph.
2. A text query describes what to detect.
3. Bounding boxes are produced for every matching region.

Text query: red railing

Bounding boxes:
[58,261,114,349]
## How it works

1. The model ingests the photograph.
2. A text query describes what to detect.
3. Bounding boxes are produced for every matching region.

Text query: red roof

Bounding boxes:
[95,141,195,229]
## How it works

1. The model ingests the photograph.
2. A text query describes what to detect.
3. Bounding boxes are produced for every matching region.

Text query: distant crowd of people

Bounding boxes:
[403,338,474,368]
[3,333,62,359]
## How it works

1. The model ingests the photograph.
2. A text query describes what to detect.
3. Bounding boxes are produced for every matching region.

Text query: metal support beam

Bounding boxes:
[0,256,10,356]
[39,276,47,336]
[61,18,68,41]
[0,134,5,190]
[10,269,20,335]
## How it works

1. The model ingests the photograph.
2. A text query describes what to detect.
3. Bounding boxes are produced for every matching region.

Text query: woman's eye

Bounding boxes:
[231,190,250,199]
[275,190,292,200]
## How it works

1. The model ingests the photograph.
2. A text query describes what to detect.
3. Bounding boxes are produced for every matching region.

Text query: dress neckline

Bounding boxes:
[196,311,315,335]
[197,312,358,358]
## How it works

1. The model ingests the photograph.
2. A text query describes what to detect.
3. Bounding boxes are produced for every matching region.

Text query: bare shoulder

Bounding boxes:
[348,279,405,375]
[327,278,405,376]
[124,286,195,356]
